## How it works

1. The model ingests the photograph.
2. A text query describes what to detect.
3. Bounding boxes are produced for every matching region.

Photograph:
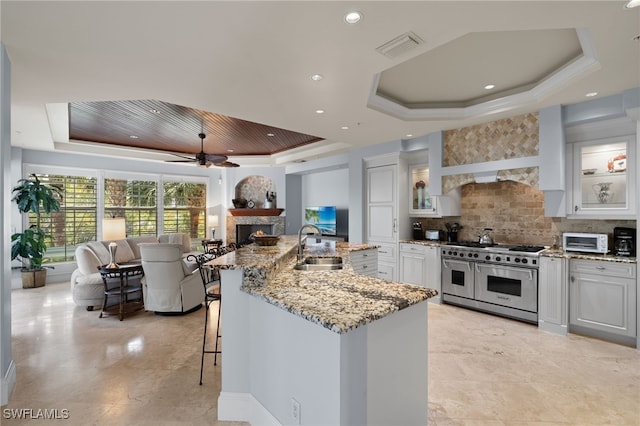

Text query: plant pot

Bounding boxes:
[22,269,46,288]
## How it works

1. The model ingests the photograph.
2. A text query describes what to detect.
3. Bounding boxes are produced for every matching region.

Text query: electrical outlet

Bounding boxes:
[291,397,301,425]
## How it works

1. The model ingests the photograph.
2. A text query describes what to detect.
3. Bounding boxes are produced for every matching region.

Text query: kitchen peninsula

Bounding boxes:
[206,235,436,426]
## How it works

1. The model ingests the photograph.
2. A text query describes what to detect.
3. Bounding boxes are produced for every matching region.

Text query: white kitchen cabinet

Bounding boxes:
[409,163,461,218]
[399,243,441,303]
[569,259,637,346]
[566,135,636,219]
[365,154,410,281]
[409,164,437,216]
[424,245,441,304]
[350,248,378,277]
[538,256,568,335]
[400,243,426,285]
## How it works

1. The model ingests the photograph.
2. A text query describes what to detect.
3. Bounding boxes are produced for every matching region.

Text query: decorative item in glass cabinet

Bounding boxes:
[592,182,613,204]
[415,180,426,208]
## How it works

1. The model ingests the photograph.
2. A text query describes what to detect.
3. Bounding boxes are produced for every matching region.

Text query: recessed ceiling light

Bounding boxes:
[129,135,139,139]
[149,109,161,114]
[405,134,413,138]
[267,133,275,137]
[484,84,496,90]
[315,109,325,114]
[227,149,234,153]
[310,74,323,81]
[625,0,640,8]
[340,126,349,130]
[585,92,599,97]
[344,11,362,24]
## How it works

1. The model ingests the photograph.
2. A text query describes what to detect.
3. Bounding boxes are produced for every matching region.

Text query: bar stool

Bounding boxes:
[189,253,223,385]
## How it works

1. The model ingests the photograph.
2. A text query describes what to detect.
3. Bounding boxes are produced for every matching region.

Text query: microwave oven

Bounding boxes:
[563,232,608,254]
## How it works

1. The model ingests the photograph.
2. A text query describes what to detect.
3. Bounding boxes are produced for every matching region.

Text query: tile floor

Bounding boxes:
[3,282,640,425]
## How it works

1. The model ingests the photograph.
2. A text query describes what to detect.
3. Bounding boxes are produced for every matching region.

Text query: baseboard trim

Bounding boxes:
[538,320,568,336]
[218,391,281,425]
[1,360,16,405]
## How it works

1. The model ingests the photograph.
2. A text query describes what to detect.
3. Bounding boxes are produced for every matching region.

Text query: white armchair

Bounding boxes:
[140,243,204,315]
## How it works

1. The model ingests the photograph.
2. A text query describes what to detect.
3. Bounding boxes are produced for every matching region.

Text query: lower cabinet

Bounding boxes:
[371,241,397,281]
[538,256,568,335]
[399,243,425,285]
[399,243,441,303]
[569,259,637,345]
[350,248,378,277]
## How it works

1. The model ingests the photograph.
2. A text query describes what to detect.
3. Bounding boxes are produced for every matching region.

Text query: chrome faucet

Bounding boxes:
[297,224,322,262]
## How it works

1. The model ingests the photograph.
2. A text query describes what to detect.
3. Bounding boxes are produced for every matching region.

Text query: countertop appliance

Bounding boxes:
[441,241,545,324]
[614,227,635,257]
[425,230,440,241]
[412,222,424,240]
[563,232,608,254]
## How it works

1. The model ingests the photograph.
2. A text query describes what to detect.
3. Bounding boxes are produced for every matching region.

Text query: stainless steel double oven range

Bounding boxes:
[441,242,545,324]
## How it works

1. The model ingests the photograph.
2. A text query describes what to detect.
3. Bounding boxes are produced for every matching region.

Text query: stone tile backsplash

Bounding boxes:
[417,181,635,246]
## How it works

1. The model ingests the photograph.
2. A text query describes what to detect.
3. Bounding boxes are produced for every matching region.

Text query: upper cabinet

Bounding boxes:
[408,161,461,218]
[409,164,437,216]
[566,135,636,219]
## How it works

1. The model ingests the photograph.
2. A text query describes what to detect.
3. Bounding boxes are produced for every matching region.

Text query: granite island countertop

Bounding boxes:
[206,235,437,334]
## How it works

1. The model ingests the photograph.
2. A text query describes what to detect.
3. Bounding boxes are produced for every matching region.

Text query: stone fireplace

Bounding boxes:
[226,215,285,245]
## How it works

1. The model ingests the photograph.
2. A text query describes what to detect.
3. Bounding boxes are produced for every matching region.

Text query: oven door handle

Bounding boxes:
[442,259,473,271]
[474,263,480,273]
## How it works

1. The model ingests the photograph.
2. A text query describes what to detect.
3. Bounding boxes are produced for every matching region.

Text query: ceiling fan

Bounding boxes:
[166,132,239,168]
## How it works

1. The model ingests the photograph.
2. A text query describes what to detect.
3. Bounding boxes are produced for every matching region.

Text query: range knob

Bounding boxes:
[521,258,528,264]
[459,253,464,258]
[515,257,521,263]
[485,255,491,261]
[468,253,473,258]
[495,256,501,262]
[473,253,478,258]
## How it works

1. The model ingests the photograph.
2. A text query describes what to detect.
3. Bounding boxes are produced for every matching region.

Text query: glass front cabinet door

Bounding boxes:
[409,164,437,216]
[569,135,636,218]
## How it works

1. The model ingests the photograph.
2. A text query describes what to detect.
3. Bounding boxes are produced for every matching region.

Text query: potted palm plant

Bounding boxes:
[11,174,63,288]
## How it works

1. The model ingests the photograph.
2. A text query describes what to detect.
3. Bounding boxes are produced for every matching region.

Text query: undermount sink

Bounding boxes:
[293,256,343,271]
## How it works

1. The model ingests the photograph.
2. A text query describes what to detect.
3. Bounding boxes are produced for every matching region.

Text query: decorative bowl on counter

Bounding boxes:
[250,234,280,246]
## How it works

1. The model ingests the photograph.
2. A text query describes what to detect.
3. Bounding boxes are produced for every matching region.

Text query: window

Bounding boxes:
[28,174,97,263]
[163,181,207,238]
[23,168,209,263]
[104,178,158,236]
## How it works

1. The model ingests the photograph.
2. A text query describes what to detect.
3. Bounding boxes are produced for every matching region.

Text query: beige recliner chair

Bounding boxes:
[140,243,204,315]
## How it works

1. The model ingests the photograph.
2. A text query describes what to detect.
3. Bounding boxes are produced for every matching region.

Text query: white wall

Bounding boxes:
[1,43,16,406]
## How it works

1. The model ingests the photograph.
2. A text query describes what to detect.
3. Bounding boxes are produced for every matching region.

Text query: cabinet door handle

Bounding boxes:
[596,266,606,270]
[570,275,575,282]
[393,218,397,233]
[574,205,579,212]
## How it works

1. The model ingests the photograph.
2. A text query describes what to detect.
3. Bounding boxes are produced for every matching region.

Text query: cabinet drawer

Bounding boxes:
[351,249,378,276]
[570,259,636,279]
[400,243,427,254]
[374,242,397,261]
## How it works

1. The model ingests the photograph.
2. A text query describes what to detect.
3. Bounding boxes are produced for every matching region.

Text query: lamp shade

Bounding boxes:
[103,217,126,241]
[209,215,219,227]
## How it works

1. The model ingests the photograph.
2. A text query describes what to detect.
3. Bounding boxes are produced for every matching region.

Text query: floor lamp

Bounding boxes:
[103,217,126,268]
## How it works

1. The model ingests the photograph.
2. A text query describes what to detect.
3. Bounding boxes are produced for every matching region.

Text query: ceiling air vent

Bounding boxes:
[375,31,424,58]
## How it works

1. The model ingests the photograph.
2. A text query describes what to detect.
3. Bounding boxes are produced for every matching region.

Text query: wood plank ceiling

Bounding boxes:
[69,99,324,157]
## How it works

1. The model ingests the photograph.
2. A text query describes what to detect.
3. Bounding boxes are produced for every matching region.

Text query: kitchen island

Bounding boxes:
[206,235,436,425]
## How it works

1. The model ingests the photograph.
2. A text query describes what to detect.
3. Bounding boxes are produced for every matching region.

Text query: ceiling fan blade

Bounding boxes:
[170,153,197,160]
[214,160,240,168]
[166,159,197,163]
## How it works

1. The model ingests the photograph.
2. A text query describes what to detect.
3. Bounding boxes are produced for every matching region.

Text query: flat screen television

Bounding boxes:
[304,206,337,236]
